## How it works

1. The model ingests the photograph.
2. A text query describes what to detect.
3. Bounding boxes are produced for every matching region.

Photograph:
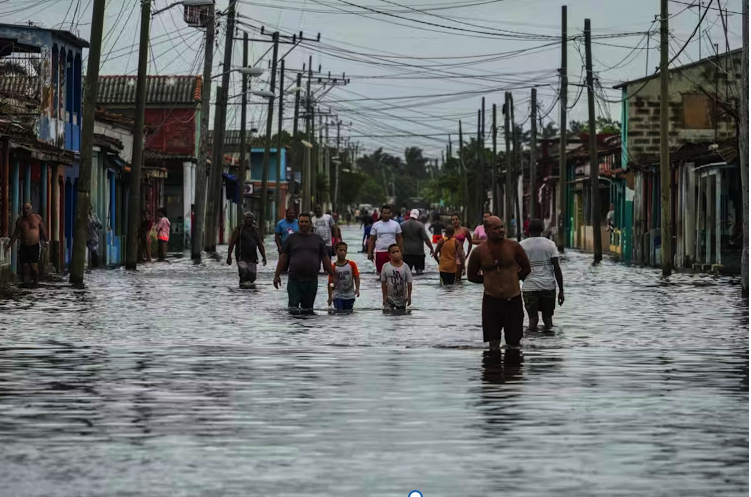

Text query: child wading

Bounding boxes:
[327,242,361,311]
[433,225,465,285]
[154,208,171,262]
[380,244,413,310]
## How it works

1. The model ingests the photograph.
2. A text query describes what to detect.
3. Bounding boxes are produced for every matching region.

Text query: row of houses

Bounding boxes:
[0,23,290,280]
[527,47,744,273]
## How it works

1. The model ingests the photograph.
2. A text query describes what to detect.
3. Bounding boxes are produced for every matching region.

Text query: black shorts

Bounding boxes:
[523,290,556,317]
[482,293,524,346]
[440,272,456,285]
[403,254,425,272]
[18,243,40,265]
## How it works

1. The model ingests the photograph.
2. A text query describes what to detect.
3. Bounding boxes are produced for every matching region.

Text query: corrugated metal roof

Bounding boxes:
[98,75,202,106]
[0,75,40,102]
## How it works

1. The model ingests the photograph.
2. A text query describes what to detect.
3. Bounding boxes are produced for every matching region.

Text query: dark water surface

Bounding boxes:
[0,226,747,496]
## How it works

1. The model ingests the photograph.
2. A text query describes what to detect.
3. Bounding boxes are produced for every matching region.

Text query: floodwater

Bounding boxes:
[0,225,747,497]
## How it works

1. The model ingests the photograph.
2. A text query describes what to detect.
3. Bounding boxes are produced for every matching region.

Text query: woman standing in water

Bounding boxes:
[450,213,473,281]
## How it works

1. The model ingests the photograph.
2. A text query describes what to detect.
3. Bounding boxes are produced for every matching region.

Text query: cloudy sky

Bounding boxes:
[5,0,744,160]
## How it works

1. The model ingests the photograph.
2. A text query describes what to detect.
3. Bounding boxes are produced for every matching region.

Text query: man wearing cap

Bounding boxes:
[400,208,434,275]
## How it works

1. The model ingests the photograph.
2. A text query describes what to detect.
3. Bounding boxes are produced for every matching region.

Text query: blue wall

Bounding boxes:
[249,148,286,182]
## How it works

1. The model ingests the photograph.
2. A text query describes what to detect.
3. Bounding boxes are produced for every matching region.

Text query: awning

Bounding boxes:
[223,173,239,203]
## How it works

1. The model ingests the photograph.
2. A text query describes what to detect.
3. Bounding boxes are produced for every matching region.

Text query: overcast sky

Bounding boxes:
[6,0,744,160]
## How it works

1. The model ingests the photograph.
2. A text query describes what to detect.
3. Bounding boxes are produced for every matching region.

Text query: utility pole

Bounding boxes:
[125,0,151,270]
[334,119,341,213]
[529,88,537,219]
[476,108,481,224]
[237,32,249,224]
[324,116,330,206]
[206,0,237,250]
[292,71,302,210]
[504,92,512,231]
[585,19,602,263]
[740,0,749,295]
[492,103,498,216]
[70,0,106,284]
[556,5,568,252]
[510,92,521,241]
[192,1,214,260]
[480,97,486,217]
[659,0,671,274]
[205,84,221,250]
[303,55,313,213]
[275,58,285,221]
[459,120,470,225]
[258,31,280,235]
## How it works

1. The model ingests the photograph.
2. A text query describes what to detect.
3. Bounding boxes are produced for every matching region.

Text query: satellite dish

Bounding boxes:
[244,184,254,195]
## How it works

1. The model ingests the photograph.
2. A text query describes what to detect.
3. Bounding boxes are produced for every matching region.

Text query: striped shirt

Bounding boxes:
[519,236,558,291]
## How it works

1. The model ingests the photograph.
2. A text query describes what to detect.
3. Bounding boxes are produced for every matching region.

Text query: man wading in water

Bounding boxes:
[227,212,267,287]
[467,216,531,350]
[4,203,48,284]
[274,212,336,312]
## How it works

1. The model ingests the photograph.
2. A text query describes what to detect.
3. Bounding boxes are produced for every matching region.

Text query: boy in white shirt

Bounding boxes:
[519,218,564,330]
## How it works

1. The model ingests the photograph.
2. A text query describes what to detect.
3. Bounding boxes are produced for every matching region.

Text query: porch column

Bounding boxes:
[706,175,714,264]
[41,162,48,226]
[51,166,60,271]
[10,160,19,273]
[183,161,192,249]
[23,162,31,206]
[684,164,696,265]
[715,171,722,265]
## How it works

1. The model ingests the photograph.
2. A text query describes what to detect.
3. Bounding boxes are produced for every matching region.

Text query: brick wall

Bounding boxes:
[626,51,742,163]
[144,108,197,156]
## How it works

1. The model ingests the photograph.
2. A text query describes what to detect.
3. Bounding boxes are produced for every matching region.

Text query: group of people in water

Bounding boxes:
[227,203,564,350]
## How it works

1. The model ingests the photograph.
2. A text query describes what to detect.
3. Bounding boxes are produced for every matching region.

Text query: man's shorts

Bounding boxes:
[432,234,442,244]
[333,298,355,310]
[18,243,40,265]
[482,293,524,346]
[523,290,556,317]
[375,251,390,273]
[403,254,425,272]
[238,260,258,284]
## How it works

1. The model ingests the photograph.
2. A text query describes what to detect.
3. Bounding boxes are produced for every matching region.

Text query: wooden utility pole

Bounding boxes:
[740,0,749,295]
[659,0,671,274]
[556,5,568,252]
[303,56,313,213]
[476,108,481,224]
[492,103,498,216]
[529,88,537,220]
[510,93,521,241]
[334,119,341,213]
[70,0,106,284]
[585,18,602,263]
[125,0,151,270]
[504,92,512,230]
[274,58,285,220]
[459,120,470,225]
[258,32,280,235]
[480,98,486,217]
[291,71,302,210]
[237,32,249,224]
[192,2,214,260]
[206,0,237,250]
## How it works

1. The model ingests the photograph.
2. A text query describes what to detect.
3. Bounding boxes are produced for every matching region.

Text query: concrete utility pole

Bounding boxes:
[192,1,214,260]
[303,55,313,213]
[206,0,237,251]
[529,88,537,220]
[291,71,302,210]
[70,0,106,284]
[258,32,280,235]
[480,98,486,217]
[557,5,568,252]
[492,103,498,216]
[476,108,482,223]
[585,18,602,263]
[740,0,749,295]
[659,0,671,275]
[458,120,470,225]
[324,116,330,206]
[504,92,512,230]
[334,119,341,213]
[125,0,151,270]
[510,93,521,241]
[237,32,249,224]
[275,58,285,220]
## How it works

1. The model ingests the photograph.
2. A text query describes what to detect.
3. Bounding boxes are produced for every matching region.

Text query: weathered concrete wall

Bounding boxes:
[0,237,11,283]
[626,51,742,163]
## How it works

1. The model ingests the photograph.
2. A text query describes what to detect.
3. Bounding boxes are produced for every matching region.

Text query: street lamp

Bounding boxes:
[212,67,264,80]
[252,90,275,99]
[286,86,303,94]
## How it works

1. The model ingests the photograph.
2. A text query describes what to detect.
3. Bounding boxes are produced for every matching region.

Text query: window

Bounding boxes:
[682,93,715,129]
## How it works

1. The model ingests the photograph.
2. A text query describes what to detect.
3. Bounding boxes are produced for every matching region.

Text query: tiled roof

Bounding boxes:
[0,75,40,103]
[98,75,202,106]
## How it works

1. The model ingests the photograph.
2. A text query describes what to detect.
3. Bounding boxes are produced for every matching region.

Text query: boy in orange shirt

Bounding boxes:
[328,242,361,311]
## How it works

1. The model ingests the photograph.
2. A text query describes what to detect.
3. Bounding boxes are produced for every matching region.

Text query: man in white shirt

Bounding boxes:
[312,204,340,257]
[519,218,564,330]
[367,204,403,274]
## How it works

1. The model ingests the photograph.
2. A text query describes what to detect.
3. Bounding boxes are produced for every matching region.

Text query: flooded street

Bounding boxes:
[0,225,747,497]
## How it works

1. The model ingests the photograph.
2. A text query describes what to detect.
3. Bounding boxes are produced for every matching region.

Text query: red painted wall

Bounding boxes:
[144,108,197,156]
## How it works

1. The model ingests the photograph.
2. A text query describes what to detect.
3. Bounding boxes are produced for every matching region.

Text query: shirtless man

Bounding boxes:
[466,216,531,350]
[4,203,48,283]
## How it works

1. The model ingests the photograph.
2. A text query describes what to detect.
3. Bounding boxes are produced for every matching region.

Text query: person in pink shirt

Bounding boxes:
[155,207,171,262]
[472,211,492,245]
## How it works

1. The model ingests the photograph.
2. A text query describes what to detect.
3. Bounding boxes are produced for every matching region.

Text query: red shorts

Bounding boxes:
[432,234,443,244]
[375,251,390,273]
